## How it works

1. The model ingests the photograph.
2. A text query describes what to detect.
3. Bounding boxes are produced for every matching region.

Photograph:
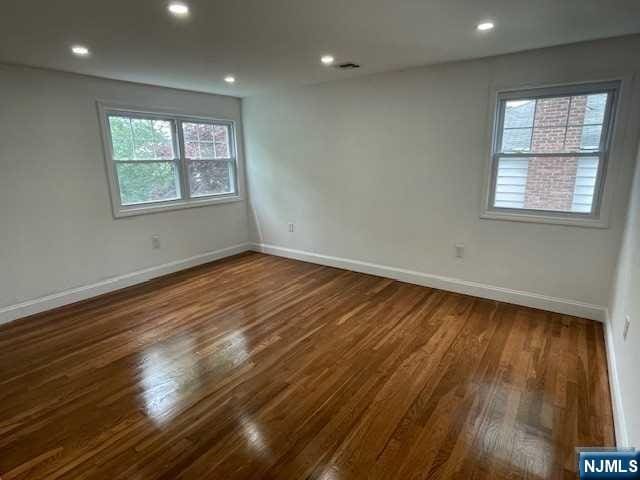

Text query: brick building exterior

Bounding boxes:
[524,96,587,211]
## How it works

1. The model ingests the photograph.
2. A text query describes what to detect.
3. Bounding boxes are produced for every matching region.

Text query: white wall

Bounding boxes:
[0,64,249,320]
[608,141,640,447]
[243,35,640,318]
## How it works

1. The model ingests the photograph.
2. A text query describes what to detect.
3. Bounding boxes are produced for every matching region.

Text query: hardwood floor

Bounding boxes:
[0,252,614,479]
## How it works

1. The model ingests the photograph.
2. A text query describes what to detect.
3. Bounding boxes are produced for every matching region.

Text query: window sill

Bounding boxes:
[480,209,609,229]
[114,195,243,218]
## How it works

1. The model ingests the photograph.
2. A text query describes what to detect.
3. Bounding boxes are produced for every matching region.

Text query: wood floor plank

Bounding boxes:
[0,252,615,479]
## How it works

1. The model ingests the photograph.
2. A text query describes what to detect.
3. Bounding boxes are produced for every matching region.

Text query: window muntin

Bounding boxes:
[488,82,618,220]
[102,107,239,216]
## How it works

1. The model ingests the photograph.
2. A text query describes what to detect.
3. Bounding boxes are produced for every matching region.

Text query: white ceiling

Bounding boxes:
[2,0,640,97]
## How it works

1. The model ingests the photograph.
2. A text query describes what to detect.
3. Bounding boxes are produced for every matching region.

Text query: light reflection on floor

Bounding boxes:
[316,464,341,480]
[239,413,271,458]
[139,336,198,426]
[473,383,555,479]
[139,330,250,426]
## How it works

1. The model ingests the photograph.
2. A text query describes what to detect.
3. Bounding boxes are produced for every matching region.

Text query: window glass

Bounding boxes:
[116,162,180,205]
[498,93,609,155]
[109,116,175,160]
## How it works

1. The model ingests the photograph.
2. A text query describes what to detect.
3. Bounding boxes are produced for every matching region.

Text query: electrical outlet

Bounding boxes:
[288,222,295,233]
[455,244,465,258]
[151,235,161,250]
[623,316,631,340]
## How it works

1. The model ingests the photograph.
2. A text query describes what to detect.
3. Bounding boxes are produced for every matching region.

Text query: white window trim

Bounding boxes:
[97,101,243,218]
[480,79,623,229]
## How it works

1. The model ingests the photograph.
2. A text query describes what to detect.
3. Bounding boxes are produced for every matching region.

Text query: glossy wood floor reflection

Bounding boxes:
[0,253,614,479]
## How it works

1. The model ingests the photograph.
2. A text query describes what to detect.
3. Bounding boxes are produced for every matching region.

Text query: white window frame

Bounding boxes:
[97,102,242,218]
[481,80,620,228]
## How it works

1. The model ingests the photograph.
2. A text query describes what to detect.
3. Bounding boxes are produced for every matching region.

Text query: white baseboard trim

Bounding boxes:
[0,242,251,326]
[251,243,607,322]
[603,310,629,447]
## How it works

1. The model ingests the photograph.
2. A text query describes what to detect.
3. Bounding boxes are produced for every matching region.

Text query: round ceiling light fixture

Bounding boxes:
[168,2,190,17]
[320,55,335,66]
[71,45,90,57]
[476,21,495,31]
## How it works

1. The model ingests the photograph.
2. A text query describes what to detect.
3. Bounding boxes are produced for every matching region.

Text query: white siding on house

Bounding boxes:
[572,157,599,212]
[494,157,528,208]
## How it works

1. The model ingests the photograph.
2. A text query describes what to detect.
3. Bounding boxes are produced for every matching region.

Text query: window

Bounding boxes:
[483,81,619,226]
[99,104,239,217]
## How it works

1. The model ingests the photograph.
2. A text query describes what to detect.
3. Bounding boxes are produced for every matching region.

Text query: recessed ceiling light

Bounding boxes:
[224,75,236,84]
[71,45,90,57]
[168,2,189,16]
[476,21,495,31]
[320,55,335,66]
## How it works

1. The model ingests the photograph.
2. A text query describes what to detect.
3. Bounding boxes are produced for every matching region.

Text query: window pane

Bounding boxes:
[531,126,566,153]
[572,157,599,213]
[152,120,175,159]
[183,122,199,142]
[559,124,604,152]
[131,119,175,160]
[188,161,233,197]
[116,162,180,205]
[498,93,609,154]
[215,142,229,158]
[109,116,175,160]
[534,97,570,127]
[580,125,603,150]
[501,128,532,152]
[182,122,213,159]
[200,142,215,158]
[493,155,599,213]
[131,119,155,159]
[583,93,608,125]
[185,141,199,158]
[494,157,528,208]
[214,125,231,158]
[108,116,134,160]
[504,100,534,128]
[198,123,214,141]
[182,122,231,159]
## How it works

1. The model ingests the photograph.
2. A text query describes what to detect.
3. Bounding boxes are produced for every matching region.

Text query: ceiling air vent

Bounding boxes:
[336,62,360,70]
